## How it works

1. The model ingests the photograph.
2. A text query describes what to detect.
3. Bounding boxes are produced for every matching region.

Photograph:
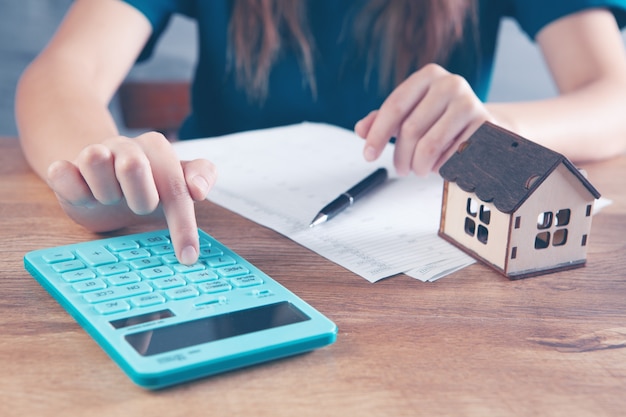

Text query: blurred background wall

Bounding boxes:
[1,0,624,137]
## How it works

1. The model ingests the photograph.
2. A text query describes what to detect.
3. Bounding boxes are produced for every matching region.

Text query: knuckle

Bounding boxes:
[166,177,191,201]
[383,97,406,116]
[398,118,422,141]
[46,160,66,182]
[450,93,478,114]
[420,63,445,79]
[449,74,470,90]
[418,136,443,160]
[77,143,110,166]
[138,131,171,150]
[433,73,469,96]
[115,153,151,178]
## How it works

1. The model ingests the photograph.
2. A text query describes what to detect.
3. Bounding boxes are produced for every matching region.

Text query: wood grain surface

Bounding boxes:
[1,137,625,417]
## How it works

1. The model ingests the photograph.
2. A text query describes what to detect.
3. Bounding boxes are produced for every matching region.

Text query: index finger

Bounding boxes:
[139,133,199,265]
[363,65,443,161]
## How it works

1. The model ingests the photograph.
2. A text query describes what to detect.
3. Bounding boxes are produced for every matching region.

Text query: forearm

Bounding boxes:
[14,57,146,234]
[16,60,120,179]
[488,9,626,164]
[486,76,626,163]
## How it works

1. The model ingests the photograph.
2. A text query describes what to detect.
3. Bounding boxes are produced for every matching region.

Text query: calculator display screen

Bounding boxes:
[125,301,310,356]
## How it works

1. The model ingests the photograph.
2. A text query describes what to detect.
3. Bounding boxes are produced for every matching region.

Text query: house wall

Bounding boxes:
[506,164,595,276]
[440,183,510,271]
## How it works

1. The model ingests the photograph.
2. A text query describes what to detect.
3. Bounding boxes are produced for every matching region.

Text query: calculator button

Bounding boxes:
[186,270,219,283]
[198,280,232,294]
[139,235,170,246]
[107,240,139,252]
[62,268,96,283]
[199,247,224,258]
[52,260,86,273]
[130,257,162,270]
[165,286,199,300]
[83,282,153,304]
[140,265,174,280]
[93,300,131,315]
[97,263,130,276]
[118,248,150,261]
[173,263,205,274]
[150,244,175,256]
[131,293,166,308]
[161,254,179,264]
[216,264,249,277]
[107,271,142,286]
[205,255,236,268]
[153,275,186,290]
[76,246,118,267]
[231,274,263,288]
[42,251,75,263]
[72,278,107,293]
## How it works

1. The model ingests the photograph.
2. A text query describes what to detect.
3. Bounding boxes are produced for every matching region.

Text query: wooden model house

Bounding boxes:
[438,122,601,279]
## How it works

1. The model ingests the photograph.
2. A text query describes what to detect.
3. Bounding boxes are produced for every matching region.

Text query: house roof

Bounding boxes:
[439,122,601,213]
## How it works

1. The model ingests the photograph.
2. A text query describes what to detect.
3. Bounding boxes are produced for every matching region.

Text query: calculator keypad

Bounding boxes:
[25,228,337,389]
[42,233,264,315]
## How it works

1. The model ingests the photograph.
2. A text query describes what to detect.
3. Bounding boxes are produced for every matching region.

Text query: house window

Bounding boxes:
[479,205,491,224]
[534,208,570,249]
[464,217,476,236]
[465,198,489,244]
[466,198,478,217]
[477,225,489,244]
[556,209,570,226]
[537,212,552,229]
[553,229,568,246]
[535,231,550,249]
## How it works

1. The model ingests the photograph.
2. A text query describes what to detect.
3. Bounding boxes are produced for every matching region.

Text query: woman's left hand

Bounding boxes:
[355,63,494,176]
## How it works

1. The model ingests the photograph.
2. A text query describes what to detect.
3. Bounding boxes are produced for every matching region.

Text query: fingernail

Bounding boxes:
[364,146,377,161]
[180,245,198,265]
[192,175,210,197]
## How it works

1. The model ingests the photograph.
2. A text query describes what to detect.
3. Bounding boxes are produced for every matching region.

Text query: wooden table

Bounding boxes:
[1,136,625,417]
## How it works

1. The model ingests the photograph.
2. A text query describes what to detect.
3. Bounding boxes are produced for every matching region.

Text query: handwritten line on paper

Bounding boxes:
[173,122,474,282]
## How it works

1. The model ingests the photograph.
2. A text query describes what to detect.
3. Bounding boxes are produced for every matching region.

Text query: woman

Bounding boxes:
[15,0,626,265]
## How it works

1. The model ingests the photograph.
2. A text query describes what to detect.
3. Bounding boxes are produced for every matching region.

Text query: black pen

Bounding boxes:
[309,167,388,227]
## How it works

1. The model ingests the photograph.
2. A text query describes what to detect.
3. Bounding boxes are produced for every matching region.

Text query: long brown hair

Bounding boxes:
[229,0,475,101]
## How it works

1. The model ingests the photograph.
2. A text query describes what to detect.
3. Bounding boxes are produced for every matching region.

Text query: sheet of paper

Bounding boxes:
[173,122,474,282]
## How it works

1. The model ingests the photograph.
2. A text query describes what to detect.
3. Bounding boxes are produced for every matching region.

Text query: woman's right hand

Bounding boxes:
[45,132,217,265]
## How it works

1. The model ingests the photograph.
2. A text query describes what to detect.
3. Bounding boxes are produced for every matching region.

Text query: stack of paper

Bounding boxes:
[174,122,474,282]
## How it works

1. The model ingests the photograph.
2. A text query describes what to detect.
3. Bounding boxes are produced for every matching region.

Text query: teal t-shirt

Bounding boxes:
[123,0,626,139]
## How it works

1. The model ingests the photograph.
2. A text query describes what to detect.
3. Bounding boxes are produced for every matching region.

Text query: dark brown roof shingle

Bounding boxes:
[439,122,600,213]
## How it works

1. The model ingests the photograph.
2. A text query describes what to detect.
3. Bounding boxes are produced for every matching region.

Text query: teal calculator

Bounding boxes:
[24,229,337,389]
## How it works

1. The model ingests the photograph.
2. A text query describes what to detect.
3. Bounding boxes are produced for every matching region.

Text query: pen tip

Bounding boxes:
[309,213,327,227]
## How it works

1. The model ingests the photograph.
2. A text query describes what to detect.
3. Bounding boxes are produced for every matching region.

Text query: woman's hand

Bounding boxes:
[355,63,494,176]
[45,132,217,265]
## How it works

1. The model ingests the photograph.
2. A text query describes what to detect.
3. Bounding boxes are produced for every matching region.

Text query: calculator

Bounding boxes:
[24,229,337,389]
